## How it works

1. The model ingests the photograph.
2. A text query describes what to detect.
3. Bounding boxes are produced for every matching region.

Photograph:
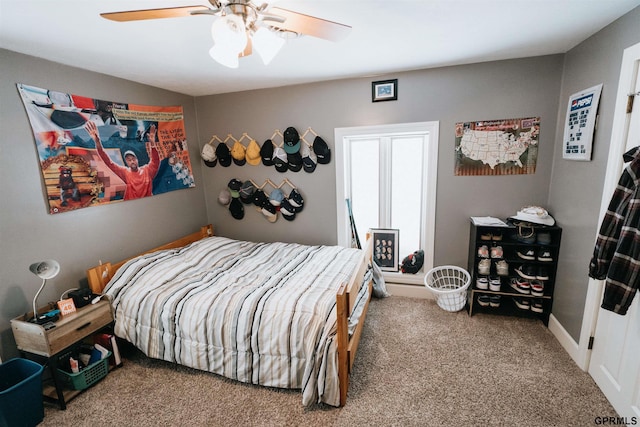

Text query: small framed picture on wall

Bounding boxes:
[372,79,398,102]
[371,228,399,271]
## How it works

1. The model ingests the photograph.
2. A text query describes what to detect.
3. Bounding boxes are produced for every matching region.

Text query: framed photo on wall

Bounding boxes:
[371,228,399,271]
[372,79,398,102]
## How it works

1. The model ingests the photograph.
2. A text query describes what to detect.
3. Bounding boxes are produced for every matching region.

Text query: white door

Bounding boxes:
[589,43,640,423]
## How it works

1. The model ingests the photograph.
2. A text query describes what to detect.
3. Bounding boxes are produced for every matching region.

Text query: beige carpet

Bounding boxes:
[40,296,615,426]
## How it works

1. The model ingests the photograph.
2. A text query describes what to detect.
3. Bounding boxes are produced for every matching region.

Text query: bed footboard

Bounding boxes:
[336,232,374,406]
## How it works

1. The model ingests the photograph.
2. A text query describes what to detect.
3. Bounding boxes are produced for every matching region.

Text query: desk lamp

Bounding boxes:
[29,259,60,323]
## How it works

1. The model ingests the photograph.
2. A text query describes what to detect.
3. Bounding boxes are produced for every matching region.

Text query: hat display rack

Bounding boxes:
[200,127,331,173]
[217,177,305,223]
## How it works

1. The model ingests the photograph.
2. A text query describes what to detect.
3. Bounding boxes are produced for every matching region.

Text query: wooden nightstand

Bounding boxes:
[11,298,114,409]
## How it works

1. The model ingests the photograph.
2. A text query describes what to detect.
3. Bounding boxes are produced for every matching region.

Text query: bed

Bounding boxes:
[86,225,374,407]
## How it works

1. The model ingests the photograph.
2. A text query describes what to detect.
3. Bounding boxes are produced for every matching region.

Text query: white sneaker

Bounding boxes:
[478,259,491,275]
[489,276,501,291]
[495,260,509,276]
[517,248,536,260]
[537,250,553,262]
[476,276,489,290]
[514,297,530,310]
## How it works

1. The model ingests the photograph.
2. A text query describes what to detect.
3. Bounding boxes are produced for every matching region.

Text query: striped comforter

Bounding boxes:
[103,236,367,406]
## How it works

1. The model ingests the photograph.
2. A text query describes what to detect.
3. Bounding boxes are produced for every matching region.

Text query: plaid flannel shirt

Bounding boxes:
[589,146,640,315]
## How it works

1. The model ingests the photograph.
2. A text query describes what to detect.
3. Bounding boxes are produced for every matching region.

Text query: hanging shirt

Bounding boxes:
[589,146,640,315]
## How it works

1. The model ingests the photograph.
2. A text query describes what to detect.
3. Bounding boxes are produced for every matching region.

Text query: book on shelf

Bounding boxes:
[93,332,122,368]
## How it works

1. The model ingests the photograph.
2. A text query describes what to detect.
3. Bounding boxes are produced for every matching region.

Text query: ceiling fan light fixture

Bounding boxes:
[252,26,285,65]
[209,44,240,68]
[210,14,248,68]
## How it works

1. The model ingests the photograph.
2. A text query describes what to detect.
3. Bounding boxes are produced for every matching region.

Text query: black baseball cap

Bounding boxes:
[313,136,331,164]
[216,142,232,167]
[287,152,303,172]
[229,198,244,220]
[283,126,300,154]
[261,140,274,166]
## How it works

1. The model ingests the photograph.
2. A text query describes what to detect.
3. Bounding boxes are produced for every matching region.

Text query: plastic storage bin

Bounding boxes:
[0,358,44,427]
[57,351,111,391]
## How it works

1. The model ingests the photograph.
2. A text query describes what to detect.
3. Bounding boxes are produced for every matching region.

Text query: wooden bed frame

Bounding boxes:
[86,224,373,407]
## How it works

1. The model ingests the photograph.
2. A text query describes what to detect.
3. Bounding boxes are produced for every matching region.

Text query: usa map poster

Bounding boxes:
[17,83,195,214]
[454,117,540,176]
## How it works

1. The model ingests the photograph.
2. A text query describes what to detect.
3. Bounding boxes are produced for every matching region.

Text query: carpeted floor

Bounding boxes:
[40,296,616,426]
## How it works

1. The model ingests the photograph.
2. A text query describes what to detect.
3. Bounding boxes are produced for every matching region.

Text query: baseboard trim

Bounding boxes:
[386,283,433,299]
[548,313,587,371]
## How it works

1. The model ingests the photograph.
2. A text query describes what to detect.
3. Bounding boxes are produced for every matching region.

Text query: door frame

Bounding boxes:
[577,41,640,371]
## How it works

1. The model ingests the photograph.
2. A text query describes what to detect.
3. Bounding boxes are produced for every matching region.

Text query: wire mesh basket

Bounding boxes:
[424,265,471,312]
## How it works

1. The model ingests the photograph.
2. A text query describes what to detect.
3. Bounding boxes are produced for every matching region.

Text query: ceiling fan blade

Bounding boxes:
[266,7,351,42]
[100,6,211,22]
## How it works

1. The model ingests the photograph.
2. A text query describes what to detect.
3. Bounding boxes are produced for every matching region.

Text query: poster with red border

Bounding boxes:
[17,83,195,214]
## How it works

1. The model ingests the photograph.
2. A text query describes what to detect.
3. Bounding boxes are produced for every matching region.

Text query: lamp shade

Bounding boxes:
[29,260,60,279]
[210,14,247,68]
[252,27,285,65]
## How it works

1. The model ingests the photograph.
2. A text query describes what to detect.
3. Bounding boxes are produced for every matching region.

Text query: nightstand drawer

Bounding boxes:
[11,299,114,357]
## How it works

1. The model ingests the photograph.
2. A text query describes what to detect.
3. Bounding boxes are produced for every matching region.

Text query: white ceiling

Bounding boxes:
[1,0,639,97]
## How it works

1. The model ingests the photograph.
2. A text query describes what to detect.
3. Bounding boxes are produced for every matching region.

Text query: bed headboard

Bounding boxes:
[86,224,214,294]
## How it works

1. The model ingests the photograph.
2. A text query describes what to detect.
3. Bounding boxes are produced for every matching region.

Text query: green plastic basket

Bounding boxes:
[57,351,111,390]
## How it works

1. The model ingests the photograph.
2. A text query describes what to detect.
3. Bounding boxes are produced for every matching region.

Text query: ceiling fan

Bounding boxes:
[100,1,352,68]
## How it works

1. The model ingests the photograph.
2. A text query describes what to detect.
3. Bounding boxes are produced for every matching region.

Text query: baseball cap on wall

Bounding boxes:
[301,144,317,173]
[272,147,288,173]
[231,141,246,166]
[229,198,244,220]
[288,189,304,212]
[201,143,217,167]
[287,151,303,172]
[216,142,232,167]
[245,140,261,166]
[313,136,331,164]
[239,181,256,204]
[283,126,301,154]
[261,140,275,166]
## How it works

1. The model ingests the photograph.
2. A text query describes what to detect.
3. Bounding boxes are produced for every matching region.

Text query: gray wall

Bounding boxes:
[549,7,640,340]
[0,50,208,360]
[195,55,564,256]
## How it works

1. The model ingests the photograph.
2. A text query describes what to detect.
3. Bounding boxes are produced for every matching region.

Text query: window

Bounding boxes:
[335,122,439,284]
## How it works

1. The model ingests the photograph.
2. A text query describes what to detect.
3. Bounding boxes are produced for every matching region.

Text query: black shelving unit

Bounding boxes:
[467,219,562,326]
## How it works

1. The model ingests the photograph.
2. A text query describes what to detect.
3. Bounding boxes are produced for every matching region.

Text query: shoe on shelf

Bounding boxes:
[530,280,544,297]
[477,245,489,258]
[478,295,491,307]
[537,250,553,262]
[495,260,509,276]
[517,248,536,260]
[536,267,549,280]
[514,297,530,310]
[510,277,530,294]
[489,276,501,291]
[489,295,501,308]
[537,232,552,245]
[476,276,489,290]
[514,231,536,244]
[478,259,491,275]
[515,264,537,280]
[531,299,544,313]
[480,232,493,241]
[490,245,503,259]
[492,232,503,241]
